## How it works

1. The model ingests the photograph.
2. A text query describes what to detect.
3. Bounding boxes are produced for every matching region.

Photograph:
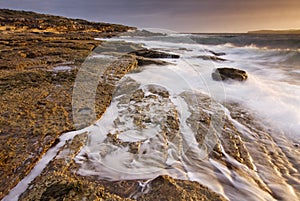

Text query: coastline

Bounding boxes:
[0,8,133,200]
[0,9,227,201]
[1,8,299,201]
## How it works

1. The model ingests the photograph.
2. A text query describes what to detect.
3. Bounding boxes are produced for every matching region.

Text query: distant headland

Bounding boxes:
[248,29,300,34]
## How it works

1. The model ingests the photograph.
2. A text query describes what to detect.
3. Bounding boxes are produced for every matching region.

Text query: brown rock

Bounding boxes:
[207,50,226,56]
[197,55,227,62]
[139,175,227,201]
[130,48,180,59]
[136,56,170,66]
[0,8,135,200]
[212,67,248,81]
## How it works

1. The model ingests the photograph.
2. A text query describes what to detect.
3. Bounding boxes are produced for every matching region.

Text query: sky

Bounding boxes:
[0,0,300,33]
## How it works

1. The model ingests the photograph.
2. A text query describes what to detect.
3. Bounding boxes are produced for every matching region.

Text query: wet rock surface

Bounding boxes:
[18,74,283,201]
[138,175,226,201]
[18,78,229,201]
[180,91,254,169]
[130,48,180,59]
[207,50,226,56]
[135,56,171,66]
[197,55,227,62]
[212,67,248,81]
[226,103,300,200]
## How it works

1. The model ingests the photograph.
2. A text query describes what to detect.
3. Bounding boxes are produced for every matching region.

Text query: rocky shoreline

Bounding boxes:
[0,8,134,200]
[1,8,298,201]
[0,9,228,200]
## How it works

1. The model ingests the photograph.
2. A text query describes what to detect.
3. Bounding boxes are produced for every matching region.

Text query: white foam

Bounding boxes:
[52,66,73,71]
[220,74,300,138]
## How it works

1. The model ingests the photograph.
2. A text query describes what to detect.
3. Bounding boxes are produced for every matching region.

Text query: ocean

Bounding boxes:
[4,31,300,201]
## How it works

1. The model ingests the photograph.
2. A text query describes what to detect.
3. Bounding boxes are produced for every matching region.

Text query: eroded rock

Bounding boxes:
[136,56,170,66]
[212,67,248,81]
[207,50,226,56]
[139,175,227,201]
[130,48,180,59]
[197,55,227,62]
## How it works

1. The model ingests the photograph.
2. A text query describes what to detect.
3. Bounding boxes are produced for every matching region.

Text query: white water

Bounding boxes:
[110,35,300,139]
